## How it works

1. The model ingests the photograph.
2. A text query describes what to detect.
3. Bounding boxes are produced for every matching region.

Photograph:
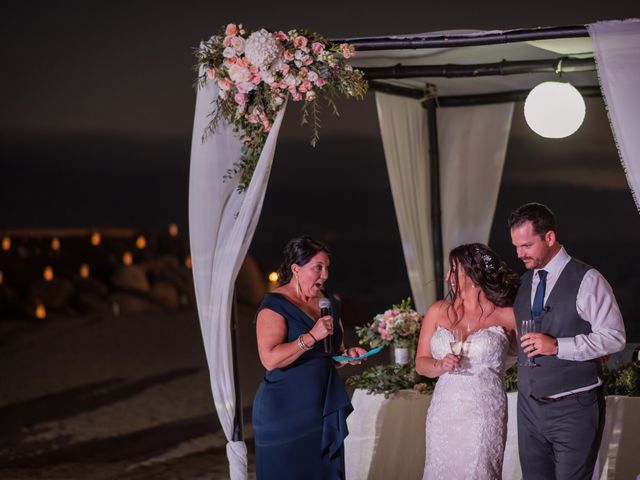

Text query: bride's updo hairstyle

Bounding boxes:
[276,236,331,285]
[447,243,520,309]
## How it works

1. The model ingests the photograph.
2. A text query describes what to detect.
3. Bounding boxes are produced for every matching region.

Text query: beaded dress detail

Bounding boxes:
[423,326,510,480]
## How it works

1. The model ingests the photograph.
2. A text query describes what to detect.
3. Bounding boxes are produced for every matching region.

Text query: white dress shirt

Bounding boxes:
[531,246,626,397]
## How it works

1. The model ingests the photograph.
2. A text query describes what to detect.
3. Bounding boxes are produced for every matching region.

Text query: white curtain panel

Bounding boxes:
[438,103,514,266]
[189,78,286,480]
[588,19,640,212]
[376,92,435,313]
[376,93,513,307]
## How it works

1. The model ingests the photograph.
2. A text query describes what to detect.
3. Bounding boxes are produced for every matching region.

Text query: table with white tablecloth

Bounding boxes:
[345,389,640,479]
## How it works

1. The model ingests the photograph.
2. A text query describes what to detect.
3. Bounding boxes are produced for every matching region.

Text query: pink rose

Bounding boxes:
[225,24,238,36]
[340,43,355,59]
[293,35,308,49]
[276,31,287,41]
[311,42,325,55]
[218,78,233,91]
[251,74,261,84]
[292,92,303,101]
[305,90,316,101]
[234,93,246,106]
[284,50,294,61]
[281,64,290,75]
[315,78,326,87]
[298,80,312,93]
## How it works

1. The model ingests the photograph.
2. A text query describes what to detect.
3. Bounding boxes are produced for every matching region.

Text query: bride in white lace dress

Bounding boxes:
[416,243,520,480]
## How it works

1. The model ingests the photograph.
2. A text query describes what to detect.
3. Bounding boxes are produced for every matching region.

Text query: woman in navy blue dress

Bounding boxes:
[252,236,366,480]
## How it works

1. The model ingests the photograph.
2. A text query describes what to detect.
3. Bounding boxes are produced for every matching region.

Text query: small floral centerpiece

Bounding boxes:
[356,298,423,350]
[195,23,368,191]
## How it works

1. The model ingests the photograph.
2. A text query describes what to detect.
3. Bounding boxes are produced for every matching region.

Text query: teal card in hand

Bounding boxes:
[332,345,384,362]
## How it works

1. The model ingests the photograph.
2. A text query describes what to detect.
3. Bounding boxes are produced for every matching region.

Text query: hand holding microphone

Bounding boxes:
[318,298,333,353]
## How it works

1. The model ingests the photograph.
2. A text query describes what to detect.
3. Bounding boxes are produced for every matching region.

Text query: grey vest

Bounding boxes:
[515,258,601,398]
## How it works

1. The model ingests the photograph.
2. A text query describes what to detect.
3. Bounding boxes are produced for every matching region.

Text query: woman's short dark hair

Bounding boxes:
[276,236,331,284]
[447,243,520,321]
[508,202,557,238]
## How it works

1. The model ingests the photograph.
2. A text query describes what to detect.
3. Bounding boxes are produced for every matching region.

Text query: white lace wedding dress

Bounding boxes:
[423,325,510,480]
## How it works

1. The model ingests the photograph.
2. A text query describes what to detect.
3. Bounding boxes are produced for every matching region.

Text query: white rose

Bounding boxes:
[231,36,245,54]
[228,64,251,83]
[307,71,319,82]
[223,46,236,59]
[260,69,275,84]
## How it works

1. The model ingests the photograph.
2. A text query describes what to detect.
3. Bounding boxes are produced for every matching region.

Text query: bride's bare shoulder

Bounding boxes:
[423,300,452,326]
[494,305,516,330]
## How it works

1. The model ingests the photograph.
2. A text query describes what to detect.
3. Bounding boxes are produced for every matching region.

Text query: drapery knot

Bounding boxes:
[227,441,248,480]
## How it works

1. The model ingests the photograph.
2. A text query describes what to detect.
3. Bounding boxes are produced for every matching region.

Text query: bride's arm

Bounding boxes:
[503,308,518,369]
[415,301,459,378]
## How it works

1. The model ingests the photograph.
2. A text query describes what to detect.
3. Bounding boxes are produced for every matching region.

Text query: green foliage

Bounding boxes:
[504,365,518,392]
[603,361,640,396]
[346,364,436,398]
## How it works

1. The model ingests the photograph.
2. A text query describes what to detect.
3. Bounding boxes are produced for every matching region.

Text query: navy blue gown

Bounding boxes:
[252,292,353,480]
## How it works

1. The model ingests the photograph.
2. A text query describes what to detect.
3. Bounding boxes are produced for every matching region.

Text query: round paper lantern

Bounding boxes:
[524,81,586,138]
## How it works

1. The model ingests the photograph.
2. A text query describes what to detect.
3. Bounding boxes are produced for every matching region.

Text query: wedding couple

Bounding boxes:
[416,202,626,480]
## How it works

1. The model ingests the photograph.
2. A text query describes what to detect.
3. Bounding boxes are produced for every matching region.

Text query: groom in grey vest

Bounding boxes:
[509,203,625,480]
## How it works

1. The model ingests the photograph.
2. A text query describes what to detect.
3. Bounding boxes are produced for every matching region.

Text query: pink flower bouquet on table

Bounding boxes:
[356,298,422,350]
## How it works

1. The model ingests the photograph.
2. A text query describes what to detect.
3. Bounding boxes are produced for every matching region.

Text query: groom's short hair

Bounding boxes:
[508,203,557,238]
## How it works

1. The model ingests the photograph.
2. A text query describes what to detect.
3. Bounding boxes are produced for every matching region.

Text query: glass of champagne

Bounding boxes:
[521,319,538,367]
[449,328,464,373]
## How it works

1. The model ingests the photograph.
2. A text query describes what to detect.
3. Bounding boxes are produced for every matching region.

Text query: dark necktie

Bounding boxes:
[532,269,548,318]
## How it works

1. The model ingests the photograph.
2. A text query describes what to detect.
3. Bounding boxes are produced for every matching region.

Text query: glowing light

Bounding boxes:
[43,266,54,281]
[91,232,101,246]
[1,237,10,251]
[136,235,146,249]
[122,251,133,266]
[80,264,90,279]
[524,81,586,138]
[35,304,47,319]
[268,271,279,283]
[185,256,192,269]
[168,224,179,237]
[51,237,61,251]
[0,271,3,285]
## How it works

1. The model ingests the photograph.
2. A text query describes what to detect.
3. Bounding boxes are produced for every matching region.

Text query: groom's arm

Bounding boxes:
[556,269,626,362]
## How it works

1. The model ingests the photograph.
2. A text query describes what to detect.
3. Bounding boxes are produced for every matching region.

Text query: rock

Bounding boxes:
[149,281,179,310]
[75,291,111,313]
[29,278,75,310]
[74,276,109,296]
[235,255,267,307]
[109,292,162,315]
[110,265,150,293]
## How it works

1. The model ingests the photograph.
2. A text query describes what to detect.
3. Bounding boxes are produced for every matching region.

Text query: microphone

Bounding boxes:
[319,298,332,353]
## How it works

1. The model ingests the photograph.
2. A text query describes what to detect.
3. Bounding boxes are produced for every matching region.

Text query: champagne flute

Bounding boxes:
[449,328,464,373]
[521,319,538,367]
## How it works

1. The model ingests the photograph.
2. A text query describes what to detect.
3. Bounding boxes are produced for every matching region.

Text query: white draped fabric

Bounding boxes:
[439,104,514,261]
[376,92,435,313]
[588,19,640,212]
[189,78,286,480]
[376,93,513,308]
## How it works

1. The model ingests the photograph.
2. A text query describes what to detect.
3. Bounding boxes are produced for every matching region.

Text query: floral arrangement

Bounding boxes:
[195,23,368,191]
[356,298,422,349]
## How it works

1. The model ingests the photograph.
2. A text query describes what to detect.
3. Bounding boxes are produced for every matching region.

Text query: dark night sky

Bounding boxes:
[1,1,639,334]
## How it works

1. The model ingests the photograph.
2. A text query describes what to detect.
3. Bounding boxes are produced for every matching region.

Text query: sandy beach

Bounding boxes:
[0,306,265,479]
